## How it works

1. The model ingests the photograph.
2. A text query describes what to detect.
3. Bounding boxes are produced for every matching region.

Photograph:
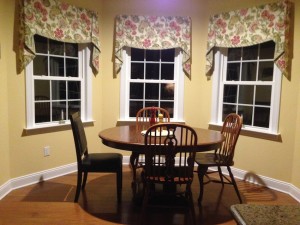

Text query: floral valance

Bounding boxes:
[115,15,191,76]
[19,0,100,73]
[206,0,291,77]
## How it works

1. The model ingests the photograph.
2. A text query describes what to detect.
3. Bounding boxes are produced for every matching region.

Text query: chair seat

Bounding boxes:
[144,167,193,183]
[147,176,193,183]
[195,152,234,167]
[82,153,123,172]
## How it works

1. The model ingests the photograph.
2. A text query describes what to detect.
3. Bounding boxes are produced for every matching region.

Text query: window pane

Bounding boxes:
[52,81,66,100]
[66,59,78,77]
[260,41,275,59]
[228,48,241,61]
[131,63,144,79]
[255,86,271,106]
[238,105,253,125]
[146,63,159,79]
[131,48,144,61]
[161,83,174,100]
[68,101,81,116]
[52,101,66,121]
[239,85,254,104]
[258,61,273,81]
[35,102,50,123]
[160,101,174,118]
[243,45,258,60]
[35,80,50,98]
[50,57,64,76]
[145,101,158,108]
[68,81,81,99]
[241,62,257,81]
[145,83,159,99]
[146,49,160,61]
[130,83,144,99]
[129,101,144,117]
[254,107,270,128]
[65,43,78,57]
[161,64,174,80]
[49,39,64,55]
[35,35,48,54]
[223,85,237,103]
[161,49,175,62]
[222,104,236,120]
[226,63,240,81]
[33,56,48,76]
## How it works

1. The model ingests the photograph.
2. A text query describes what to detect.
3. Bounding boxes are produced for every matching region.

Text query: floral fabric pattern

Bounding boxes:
[206,0,290,77]
[115,15,191,76]
[19,0,100,73]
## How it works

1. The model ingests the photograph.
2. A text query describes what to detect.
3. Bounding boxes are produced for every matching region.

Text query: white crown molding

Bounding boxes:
[1,157,300,203]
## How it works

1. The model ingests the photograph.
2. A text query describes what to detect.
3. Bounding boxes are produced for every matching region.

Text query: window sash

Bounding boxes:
[210,49,282,135]
[120,47,184,121]
[25,44,92,129]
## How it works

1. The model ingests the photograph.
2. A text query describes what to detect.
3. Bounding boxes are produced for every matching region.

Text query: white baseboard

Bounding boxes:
[0,163,77,200]
[210,166,300,202]
[1,157,300,203]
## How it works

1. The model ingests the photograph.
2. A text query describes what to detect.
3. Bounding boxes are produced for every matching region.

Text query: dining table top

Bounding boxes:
[98,125,225,153]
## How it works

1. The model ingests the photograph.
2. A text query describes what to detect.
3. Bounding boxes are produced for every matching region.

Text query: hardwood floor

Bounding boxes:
[0,166,298,225]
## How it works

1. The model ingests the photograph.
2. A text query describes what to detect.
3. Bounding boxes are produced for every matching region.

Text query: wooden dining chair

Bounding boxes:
[69,112,123,203]
[141,123,197,225]
[130,107,170,196]
[195,113,243,205]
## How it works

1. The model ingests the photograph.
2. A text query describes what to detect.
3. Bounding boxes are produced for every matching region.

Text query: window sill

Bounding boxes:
[23,120,95,136]
[208,123,282,142]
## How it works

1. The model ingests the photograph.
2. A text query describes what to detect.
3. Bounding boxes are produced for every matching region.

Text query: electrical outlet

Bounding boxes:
[44,146,50,157]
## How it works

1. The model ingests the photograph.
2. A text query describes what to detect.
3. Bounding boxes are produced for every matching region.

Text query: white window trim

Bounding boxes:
[210,48,282,136]
[25,43,93,130]
[119,47,184,122]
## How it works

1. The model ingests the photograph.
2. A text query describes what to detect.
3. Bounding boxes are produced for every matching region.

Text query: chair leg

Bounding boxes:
[227,166,242,203]
[140,183,150,225]
[82,171,88,189]
[187,185,196,225]
[130,153,139,197]
[117,169,122,203]
[74,171,83,202]
[197,166,208,205]
[217,166,225,186]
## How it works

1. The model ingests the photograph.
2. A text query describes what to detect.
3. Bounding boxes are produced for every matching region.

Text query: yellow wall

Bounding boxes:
[1,0,300,191]
[0,0,11,185]
[291,0,300,187]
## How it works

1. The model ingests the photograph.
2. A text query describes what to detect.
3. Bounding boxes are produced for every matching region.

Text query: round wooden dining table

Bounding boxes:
[99,124,225,198]
[98,125,225,152]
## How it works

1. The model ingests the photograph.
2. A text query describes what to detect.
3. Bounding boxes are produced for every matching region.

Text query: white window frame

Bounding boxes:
[25,43,93,129]
[119,47,184,122]
[210,48,282,135]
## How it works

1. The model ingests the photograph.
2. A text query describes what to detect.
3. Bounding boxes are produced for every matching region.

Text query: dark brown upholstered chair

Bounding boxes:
[195,113,243,205]
[130,107,170,196]
[141,123,197,225]
[69,112,123,203]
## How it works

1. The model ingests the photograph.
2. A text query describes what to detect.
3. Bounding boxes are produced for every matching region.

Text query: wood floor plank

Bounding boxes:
[0,166,298,225]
